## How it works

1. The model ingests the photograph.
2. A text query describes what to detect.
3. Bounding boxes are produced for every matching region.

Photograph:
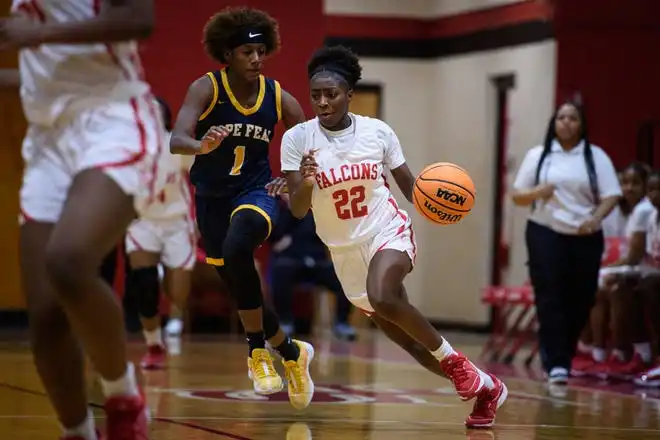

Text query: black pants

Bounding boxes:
[525,220,604,372]
[270,256,351,325]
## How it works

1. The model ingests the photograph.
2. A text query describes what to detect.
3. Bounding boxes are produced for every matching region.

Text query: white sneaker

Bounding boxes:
[548,367,569,384]
[166,318,183,336]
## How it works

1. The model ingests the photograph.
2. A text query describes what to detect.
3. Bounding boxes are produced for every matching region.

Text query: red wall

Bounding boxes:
[553,0,660,166]
[140,0,324,173]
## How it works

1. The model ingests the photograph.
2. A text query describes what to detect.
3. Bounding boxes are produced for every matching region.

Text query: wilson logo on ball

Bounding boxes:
[436,188,467,206]
[423,200,463,223]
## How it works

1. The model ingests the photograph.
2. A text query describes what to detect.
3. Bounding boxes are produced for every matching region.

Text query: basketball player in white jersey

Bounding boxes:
[2,1,160,439]
[280,45,507,428]
[125,97,195,370]
[634,170,660,387]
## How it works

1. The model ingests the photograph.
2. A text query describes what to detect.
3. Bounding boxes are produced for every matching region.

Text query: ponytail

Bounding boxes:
[583,142,600,204]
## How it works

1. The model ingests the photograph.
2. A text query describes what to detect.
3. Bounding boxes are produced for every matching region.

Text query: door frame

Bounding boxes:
[352,84,383,119]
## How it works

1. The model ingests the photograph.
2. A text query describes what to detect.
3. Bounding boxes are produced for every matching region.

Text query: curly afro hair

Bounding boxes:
[203,7,281,64]
[307,45,362,88]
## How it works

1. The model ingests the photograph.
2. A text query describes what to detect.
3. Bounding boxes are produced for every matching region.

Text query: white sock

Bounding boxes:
[100,362,140,398]
[144,328,162,347]
[593,347,607,363]
[612,349,626,362]
[634,342,653,363]
[430,339,456,361]
[62,409,97,440]
[478,369,495,390]
[577,341,593,354]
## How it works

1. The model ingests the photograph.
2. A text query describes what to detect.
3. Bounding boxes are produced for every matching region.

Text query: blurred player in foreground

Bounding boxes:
[3,0,163,438]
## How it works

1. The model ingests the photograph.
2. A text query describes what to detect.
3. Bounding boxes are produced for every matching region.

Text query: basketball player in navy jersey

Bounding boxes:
[170,7,314,409]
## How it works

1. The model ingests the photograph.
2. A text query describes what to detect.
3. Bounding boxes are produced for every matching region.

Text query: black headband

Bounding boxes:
[311,63,354,87]
[227,27,267,50]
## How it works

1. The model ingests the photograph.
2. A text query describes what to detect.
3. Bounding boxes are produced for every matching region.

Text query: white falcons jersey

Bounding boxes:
[281,114,408,249]
[11,0,150,126]
[141,134,193,221]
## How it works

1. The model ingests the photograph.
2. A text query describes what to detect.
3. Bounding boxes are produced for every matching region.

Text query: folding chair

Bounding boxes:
[481,284,539,366]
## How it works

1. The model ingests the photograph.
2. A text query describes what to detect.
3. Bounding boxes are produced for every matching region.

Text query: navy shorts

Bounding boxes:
[195,188,279,266]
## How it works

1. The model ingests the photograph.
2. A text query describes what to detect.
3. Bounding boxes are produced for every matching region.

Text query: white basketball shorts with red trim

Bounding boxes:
[19,94,165,224]
[329,215,417,314]
[125,215,197,270]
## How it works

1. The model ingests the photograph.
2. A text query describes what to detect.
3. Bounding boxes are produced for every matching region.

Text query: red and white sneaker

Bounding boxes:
[571,352,596,377]
[465,373,508,428]
[608,353,651,381]
[584,355,626,380]
[634,364,660,388]
[140,345,166,370]
[105,393,149,440]
[440,352,485,401]
[61,430,103,440]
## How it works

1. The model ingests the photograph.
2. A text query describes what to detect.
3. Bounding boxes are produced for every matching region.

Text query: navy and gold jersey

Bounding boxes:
[191,69,282,197]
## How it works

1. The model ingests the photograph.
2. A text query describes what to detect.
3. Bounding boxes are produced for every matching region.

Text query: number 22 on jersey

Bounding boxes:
[333,186,368,220]
[230,145,245,176]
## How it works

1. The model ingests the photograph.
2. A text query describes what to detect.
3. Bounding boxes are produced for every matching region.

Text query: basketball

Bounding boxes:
[412,162,476,225]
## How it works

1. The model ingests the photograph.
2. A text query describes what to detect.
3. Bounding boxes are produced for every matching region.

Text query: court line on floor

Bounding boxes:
[0,382,254,440]
[0,414,655,434]
[324,352,660,403]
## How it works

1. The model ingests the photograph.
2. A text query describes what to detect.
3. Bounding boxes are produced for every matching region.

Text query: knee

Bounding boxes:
[44,243,92,295]
[367,288,405,320]
[222,235,254,268]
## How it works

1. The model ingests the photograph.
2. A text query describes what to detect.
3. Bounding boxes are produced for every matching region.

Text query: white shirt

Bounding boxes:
[513,140,622,234]
[601,205,627,238]
[601,198,654,264]
[141,133,193,221]
[644,209,660,269]
[281,114,407,249]
[12,0,149,126]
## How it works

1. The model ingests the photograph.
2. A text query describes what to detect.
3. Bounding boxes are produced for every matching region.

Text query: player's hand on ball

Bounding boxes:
[300,149,319,186]
[199,126,229,154]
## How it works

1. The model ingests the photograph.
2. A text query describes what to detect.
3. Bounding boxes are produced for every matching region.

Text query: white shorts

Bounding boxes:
[125,215,196,270]
[598,265,660,287]
[20,94,165,224]
[329,216,417,314]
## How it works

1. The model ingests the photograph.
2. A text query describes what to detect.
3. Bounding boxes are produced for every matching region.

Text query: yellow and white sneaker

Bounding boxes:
[286,422,312,440]
[282,339,315,409]
[247,348,284,395]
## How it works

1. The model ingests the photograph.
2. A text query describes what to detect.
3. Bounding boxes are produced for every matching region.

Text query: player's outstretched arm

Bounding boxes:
[171,75,217,155]
[0,0,153,48]
[390,164,415,203]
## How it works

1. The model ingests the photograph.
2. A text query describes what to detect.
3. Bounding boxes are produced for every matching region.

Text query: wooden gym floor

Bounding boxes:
[0,331,659,439]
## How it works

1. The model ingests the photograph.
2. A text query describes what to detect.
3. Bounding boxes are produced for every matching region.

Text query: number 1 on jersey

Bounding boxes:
[332,186,368,220]
[230,145,245,176]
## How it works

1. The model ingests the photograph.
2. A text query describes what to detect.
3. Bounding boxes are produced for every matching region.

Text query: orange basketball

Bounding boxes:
[412,162,476,225]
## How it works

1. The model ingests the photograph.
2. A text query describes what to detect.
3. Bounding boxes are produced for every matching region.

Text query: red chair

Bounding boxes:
[481,283,538,366]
